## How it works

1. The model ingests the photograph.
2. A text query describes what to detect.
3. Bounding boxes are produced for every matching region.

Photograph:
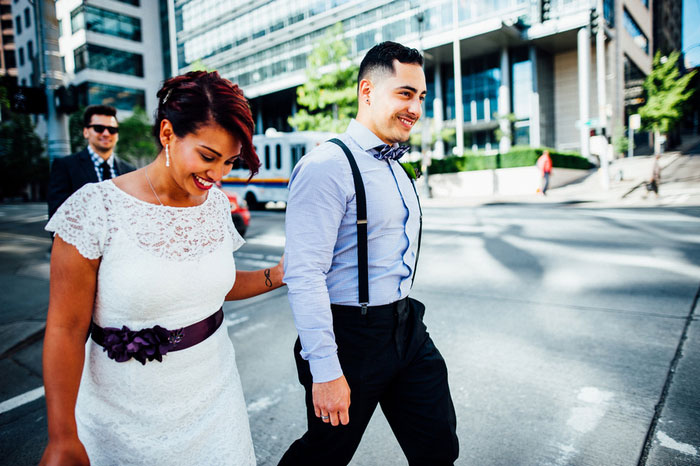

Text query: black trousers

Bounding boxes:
[278,298,459,466]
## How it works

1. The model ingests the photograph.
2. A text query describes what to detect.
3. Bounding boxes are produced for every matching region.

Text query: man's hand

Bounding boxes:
[312,375,351,426]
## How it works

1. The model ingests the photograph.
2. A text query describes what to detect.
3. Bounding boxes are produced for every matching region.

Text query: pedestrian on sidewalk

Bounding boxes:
[645,154,661,197]
[281,41,459,466]
[40,71,285,466]
[537,150,553,195]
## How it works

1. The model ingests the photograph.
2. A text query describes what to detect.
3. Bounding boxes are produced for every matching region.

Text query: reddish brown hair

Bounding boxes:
[153,71,260,177]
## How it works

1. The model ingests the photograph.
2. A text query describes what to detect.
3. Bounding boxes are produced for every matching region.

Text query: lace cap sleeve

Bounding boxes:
[215,189,245,252]
[45,183,108,259]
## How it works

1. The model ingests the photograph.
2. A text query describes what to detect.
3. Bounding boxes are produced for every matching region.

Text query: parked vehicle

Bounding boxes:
[221,130,334,209]
[221,189,250,237]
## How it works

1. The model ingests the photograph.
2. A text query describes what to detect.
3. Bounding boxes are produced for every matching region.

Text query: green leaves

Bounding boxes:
[639,51,696,134]
[288,23,358,132]
[116,107,157,166]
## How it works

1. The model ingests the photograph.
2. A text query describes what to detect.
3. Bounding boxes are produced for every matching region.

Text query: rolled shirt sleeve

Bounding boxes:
[284,144,349,383]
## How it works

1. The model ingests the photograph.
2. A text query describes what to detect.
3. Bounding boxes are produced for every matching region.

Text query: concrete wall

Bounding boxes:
[423,166,590,198]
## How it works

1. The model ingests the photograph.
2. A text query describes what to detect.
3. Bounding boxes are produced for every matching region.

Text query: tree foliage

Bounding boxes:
[288,23,358,133]
[639,51,696,135]
[116,107,157,167]
[0,112,47,199]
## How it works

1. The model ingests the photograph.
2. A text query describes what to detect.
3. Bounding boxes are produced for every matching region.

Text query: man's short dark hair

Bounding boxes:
[357,41,424,91]
[83,105,117,127]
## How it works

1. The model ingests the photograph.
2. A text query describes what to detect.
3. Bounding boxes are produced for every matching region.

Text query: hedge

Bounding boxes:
[413,146,592,175]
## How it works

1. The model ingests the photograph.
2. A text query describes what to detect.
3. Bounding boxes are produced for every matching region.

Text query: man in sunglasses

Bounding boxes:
[48,105,135,219]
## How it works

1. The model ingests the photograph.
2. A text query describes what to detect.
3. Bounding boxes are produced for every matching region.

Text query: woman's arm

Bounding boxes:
[225,256,285,301]
[40,236,99,466]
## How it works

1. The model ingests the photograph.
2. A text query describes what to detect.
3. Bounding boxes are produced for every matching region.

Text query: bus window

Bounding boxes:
[291,146,298,167]
[275,144,282,170]
[264,145,271,170]
[301,146,306,156]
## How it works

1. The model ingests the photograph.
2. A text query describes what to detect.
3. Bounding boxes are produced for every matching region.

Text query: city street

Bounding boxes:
[1,164,699,465]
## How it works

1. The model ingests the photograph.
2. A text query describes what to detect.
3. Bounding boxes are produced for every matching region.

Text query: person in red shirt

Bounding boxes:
[537,150,553,195]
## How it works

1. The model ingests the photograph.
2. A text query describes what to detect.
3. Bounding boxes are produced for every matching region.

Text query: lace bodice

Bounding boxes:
[44,181,255,465]
[46,180,244,261]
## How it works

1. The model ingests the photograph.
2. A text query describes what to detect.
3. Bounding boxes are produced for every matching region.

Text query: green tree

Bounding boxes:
[68,106,86,153]
[639,51,696,154]
[0,112,47,199]
[116,107,157,166]
[288,23,358,133]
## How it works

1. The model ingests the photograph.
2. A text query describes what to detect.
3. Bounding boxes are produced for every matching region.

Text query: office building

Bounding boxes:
[0,0,16,80]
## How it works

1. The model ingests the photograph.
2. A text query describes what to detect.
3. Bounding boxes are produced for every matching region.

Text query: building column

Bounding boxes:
[452,0,464,155]
[433,65,445,158]
[577,27,591,159]
[529,45,541,148]
[498,47,511,153]
[256,105,263,134]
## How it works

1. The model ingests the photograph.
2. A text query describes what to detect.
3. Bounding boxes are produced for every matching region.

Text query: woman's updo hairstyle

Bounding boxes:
[153,71,260,177]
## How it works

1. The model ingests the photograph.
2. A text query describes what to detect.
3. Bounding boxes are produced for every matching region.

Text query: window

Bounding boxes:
[15,15,21,34]
[623,8,649,54]
[71,5,142,42]
[18,46,24,66]
[27,40,33,59]
[264,145,271,170]
[74,44,144,77]
[24,7,30,28]
[114,0,140,5]
[58,19,63,37]
[275,144,282,169]
[77,82,145,110]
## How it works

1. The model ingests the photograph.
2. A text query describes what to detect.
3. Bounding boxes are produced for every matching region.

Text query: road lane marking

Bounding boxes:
[0,386,45,414]
[656,431,698,456]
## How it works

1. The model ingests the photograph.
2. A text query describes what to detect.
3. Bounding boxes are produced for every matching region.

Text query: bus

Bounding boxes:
[221,130,334,209]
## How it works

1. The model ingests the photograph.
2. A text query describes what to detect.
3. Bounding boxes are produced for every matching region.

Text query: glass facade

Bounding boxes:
[177,0,532,88]
[444,55,500,124]
[71,5,142,42]
[77,82,145,110]
[74,44,144,77]
[623,8,648,54]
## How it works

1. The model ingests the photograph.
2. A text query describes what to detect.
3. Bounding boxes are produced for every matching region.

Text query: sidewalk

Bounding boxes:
[422,138,700,209]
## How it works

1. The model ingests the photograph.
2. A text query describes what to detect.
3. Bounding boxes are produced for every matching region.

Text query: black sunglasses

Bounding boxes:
[88,124,119,135]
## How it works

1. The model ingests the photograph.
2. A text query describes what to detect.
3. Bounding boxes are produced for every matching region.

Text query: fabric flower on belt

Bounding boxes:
[102,325,174,365]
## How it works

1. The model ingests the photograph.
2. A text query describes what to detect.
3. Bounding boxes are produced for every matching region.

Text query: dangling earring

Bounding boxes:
[165,144,170,167]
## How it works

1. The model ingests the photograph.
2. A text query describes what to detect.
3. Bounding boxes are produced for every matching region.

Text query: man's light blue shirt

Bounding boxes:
[284,119,420,383]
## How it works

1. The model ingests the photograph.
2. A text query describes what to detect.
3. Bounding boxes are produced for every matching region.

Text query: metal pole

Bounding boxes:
[577,27,590,160]
[628,124,634,158]
[452,0,464,156]
[596,0,609,189]
[36,0,69,164]
[167,0,179,77]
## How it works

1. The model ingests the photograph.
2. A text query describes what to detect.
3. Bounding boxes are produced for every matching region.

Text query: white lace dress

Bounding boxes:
[45,181,256,466]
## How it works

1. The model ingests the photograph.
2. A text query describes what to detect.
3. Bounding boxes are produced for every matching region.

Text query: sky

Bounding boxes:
[684,0,700,67]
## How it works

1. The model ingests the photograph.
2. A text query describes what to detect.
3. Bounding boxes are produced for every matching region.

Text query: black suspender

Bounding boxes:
[328,138,422,314]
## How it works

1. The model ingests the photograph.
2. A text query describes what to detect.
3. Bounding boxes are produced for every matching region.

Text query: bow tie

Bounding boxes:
[372,144,410,161]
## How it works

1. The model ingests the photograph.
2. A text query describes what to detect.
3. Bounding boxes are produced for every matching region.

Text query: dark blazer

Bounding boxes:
[47,148,136,219]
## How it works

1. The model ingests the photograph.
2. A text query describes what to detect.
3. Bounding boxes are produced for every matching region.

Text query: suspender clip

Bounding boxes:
[360,303,368,315]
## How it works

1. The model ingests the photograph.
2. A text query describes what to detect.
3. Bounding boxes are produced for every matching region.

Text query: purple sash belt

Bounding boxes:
[90,308,224,365]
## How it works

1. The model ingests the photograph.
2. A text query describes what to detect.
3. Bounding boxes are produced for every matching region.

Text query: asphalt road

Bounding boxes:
[1,199,699,465]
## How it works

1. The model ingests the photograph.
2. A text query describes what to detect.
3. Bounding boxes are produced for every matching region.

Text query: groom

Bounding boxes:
[281,41,459,465]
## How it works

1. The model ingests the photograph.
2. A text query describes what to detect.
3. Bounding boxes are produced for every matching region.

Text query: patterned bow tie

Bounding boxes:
[372,144,410,161]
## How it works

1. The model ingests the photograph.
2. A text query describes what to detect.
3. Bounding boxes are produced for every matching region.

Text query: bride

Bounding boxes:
[40,71,282,465]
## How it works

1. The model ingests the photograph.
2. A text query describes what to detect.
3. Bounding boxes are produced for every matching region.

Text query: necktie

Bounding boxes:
[100,161,112,181]
[372,144,410,161]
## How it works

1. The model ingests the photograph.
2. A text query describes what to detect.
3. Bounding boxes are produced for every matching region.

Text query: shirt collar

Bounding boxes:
[346,119,399,153]
[87,145,114,167]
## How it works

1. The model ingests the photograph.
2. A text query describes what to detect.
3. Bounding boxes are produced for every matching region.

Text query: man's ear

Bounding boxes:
[358,78,373,105]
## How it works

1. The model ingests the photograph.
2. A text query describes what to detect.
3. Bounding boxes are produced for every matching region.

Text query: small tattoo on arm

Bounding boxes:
[264,268,273,287]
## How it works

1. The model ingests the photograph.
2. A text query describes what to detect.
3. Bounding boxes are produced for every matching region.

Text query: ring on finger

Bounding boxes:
[321,415,330,420]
